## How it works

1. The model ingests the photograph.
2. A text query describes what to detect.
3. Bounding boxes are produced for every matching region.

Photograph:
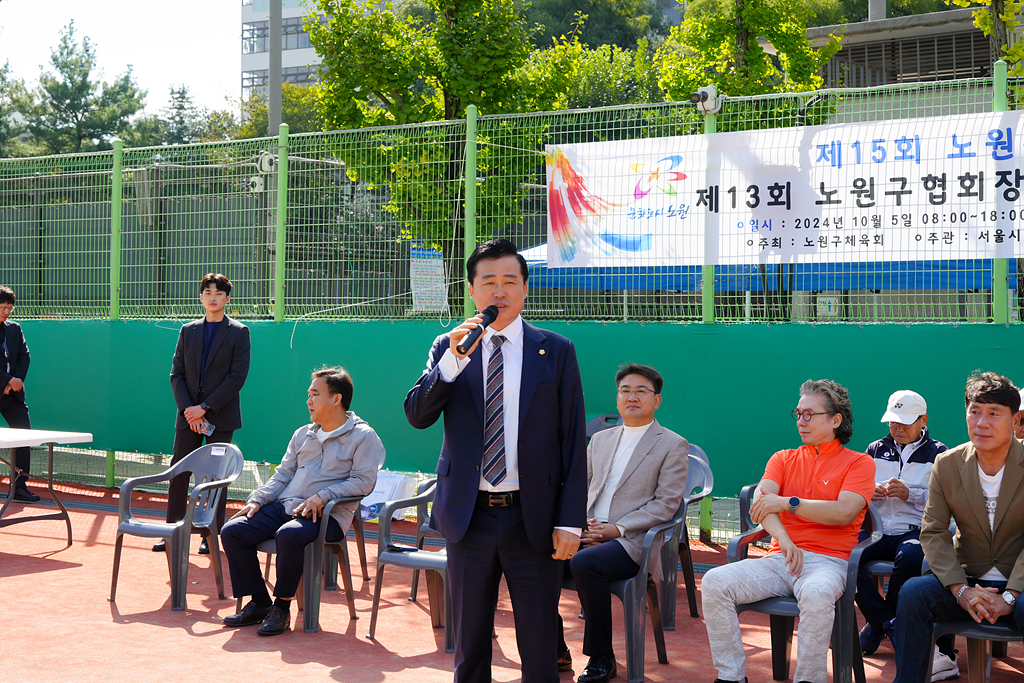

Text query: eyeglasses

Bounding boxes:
[618,386,654,398]
[791,409,831,422]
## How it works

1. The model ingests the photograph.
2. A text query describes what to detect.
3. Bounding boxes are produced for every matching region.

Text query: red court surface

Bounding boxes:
[1,481,1022,683]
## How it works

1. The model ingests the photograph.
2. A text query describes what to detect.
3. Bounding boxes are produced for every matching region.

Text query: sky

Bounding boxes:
[0,0,242,116]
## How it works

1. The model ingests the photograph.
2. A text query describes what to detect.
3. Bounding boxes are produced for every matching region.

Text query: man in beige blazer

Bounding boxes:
[558,363,689,683]
[893,371,1024,683]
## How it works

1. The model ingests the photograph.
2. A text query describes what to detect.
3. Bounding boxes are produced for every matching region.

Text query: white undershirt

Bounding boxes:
[592,422,652,523]
[977,463,1008,581]
[316,423,346,444]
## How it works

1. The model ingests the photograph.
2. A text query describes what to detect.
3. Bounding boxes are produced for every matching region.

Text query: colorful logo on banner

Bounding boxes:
[546,148,688,263]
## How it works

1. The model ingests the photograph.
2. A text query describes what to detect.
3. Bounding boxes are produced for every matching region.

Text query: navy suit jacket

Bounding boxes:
[170,316,251,431]
[404,321,588,554]
[1,320,30,401]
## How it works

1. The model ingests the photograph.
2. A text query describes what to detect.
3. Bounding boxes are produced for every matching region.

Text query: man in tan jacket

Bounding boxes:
[893,371,1024,683]
[557,363,689,683]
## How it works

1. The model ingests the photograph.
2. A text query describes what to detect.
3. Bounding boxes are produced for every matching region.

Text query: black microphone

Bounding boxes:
[456,305,499,355]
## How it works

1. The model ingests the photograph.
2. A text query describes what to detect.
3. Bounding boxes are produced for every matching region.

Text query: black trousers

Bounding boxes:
[447,502,563,683]
[165,427,234,529]
[569,540,640,657]
[0,392,31,487]
[220,501,342,599]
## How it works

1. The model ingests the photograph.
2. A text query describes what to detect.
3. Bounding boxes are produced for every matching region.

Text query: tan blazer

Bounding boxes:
[586,419,689,579]
[921,437,1024,592]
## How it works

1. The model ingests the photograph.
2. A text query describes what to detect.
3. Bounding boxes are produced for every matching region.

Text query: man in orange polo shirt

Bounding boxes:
[702,379,876,683]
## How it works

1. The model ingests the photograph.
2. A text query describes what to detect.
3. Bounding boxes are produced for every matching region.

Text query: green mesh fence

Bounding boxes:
[0,70,1018,325]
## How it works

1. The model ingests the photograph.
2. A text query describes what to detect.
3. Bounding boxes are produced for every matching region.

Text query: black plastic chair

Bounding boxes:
[110,443,244,611]
[662,447,714,629]
[929,620,1023,683]
[234,496,362,633]
[726,483,883,683]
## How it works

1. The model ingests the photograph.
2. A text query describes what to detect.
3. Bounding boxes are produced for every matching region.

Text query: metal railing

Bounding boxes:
[1,63,1021,324]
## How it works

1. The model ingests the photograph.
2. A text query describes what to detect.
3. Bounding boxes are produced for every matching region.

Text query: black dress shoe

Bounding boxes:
[558,647,573,672]
[223,600,272,627]
[13,487,40,502]
[577,655,617,683]
[256,606,290,636]
[198,538,210,554]
[152,540,166,552]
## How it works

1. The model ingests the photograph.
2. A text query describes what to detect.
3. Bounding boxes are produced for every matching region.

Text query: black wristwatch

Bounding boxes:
[788,497,801,515]
[200,402,209,412]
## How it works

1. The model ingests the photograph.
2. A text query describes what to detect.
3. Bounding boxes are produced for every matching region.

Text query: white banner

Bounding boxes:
[546,111,1024,266]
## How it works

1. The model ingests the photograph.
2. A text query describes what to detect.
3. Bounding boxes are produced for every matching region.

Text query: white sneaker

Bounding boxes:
[931,646,960,682]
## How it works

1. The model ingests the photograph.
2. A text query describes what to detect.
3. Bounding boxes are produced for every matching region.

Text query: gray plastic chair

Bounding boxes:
[562,465,690,683]
[586,413,623,438]
[368,483,453,653]
[929,619,1023,683]
[409,478,439,601]
[661,453,715,629]
[727,484,883,683]
[109,443,244,611]
[235,495,362,633]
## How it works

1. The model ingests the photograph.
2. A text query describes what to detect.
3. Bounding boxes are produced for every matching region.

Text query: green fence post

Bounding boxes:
[106,450,115,488]
[464,105,478,319]
[701,113,717,324]
[109,139,123,321]
[275,123,289,323]
[993,60,1010,324]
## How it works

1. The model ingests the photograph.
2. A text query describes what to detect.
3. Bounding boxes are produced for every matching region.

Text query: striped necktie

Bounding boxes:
[482,334,507,486]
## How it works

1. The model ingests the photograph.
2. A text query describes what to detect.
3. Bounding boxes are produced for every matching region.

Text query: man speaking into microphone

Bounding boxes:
[405,238,587,683]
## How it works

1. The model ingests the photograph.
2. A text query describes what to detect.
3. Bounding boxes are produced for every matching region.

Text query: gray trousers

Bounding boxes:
[702,551,847,683]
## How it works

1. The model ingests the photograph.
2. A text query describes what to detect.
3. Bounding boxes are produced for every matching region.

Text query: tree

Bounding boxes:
[658,0,840,101]
[524,0,674,49]
[162,86,200,145]
[14,21,146,154]
[0,61,25,158]
[235,82,325,138]
[564,38,664,108]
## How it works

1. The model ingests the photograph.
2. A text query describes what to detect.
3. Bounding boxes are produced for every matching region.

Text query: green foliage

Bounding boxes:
[161,86,200,145]
[524,0,674,49]
[564,38,664,108]
[235,82,325,138]
[13,21,146,154]
[659,0,840,99]
[0,61,25,158]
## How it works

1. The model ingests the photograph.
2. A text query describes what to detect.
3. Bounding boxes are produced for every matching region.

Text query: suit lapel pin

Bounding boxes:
[539,349,546,355]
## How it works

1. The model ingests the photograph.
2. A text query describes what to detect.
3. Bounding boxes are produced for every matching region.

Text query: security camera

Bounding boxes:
[248,177,264,193]
[690,86,721,114]
[257,151,276,174]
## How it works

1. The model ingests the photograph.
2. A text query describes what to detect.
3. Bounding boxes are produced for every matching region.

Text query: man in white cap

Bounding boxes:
[856,390,956,680]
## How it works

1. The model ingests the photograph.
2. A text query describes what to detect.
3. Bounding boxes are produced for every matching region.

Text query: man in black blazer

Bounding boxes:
[405,238,587,683]
[154,273,251,553]
[0,286,40,503]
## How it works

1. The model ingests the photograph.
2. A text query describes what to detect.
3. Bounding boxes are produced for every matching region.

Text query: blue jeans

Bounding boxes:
[893,573,1024,683]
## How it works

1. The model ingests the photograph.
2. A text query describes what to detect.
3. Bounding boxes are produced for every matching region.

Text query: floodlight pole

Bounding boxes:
[464,105,478,319]
[269,0,282,134]
[993,60,1009,325]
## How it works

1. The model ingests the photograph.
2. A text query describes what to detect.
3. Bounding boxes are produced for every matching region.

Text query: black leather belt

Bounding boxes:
[477,490,520,507]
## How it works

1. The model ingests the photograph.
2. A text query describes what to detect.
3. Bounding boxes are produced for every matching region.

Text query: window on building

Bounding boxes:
[242,21,268,54]
[242,67,319,99]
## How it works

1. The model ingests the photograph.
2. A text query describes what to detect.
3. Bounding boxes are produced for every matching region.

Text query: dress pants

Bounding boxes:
[220,501,343,599]
[855,528,924,628]
[165,427,234,528]
[893,573,1024,683]
[447,501,563,683]
[702,551,848,683]
[569,540,640,657]
[0,392,31,488]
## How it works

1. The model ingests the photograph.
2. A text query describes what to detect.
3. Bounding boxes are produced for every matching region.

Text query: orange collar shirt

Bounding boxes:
[762,439,876,561]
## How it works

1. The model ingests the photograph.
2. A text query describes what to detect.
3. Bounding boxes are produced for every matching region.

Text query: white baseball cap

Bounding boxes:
[1018,389,1024,412]
[880,390,928,424]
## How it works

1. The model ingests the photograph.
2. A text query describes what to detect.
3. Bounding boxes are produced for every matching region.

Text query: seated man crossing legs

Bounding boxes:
[702,379,875,683]
[220,367,382,635]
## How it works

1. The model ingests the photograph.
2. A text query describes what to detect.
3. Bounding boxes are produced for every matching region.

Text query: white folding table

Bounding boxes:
[0,427,93,546]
